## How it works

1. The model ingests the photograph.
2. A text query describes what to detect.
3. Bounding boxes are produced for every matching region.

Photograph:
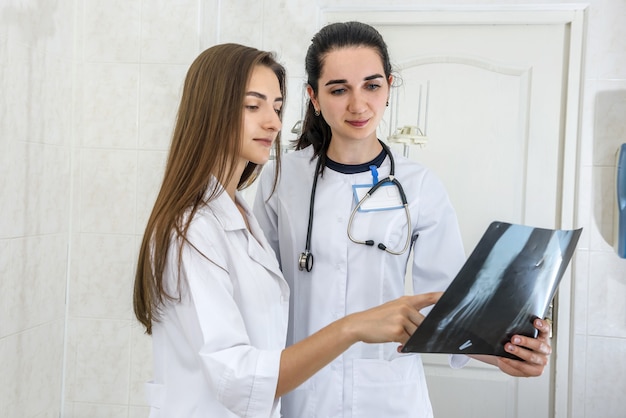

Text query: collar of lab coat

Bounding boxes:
[206,178,285,284]
[203,178,253,232]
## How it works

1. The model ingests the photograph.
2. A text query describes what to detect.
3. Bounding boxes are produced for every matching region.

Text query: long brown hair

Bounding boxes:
[134,44,286,334]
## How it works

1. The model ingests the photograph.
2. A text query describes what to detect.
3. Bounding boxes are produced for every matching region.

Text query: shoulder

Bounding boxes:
[390,151,453,202]
[258,147,316,191]
[184,205,224,248]
[392,152,438,184]
[180,199,233,266]
[258,147,312,180]
[281,147,316,170]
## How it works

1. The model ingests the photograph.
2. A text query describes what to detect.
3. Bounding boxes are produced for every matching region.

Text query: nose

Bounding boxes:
[347,91,367,114]
[264,107,282,132]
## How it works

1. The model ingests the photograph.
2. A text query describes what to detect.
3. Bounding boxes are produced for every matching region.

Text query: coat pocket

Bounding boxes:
[352,355,433,418]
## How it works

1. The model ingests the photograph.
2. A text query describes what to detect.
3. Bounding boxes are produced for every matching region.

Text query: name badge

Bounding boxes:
[352,183,403,212]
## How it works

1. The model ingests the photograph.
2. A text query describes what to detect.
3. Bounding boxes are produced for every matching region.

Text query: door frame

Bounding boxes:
[322,5,587,418]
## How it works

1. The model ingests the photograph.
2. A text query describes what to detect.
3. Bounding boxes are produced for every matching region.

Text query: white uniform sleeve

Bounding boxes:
[411,169,465,296]
[170,216,282,417]
[410,170,470,369]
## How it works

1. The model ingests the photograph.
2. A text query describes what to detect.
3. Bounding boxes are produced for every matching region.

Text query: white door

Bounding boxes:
[324,7,585,418]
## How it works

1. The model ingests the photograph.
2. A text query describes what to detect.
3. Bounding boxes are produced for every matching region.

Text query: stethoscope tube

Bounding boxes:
[346,175,412,255]
[298,154,324,272]
[298,140,412,272]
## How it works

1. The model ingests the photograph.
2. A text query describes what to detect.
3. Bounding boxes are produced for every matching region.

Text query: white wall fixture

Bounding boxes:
[387,80,430,156]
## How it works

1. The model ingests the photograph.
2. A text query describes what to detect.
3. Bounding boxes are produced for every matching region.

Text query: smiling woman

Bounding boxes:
[132,42,442,418]
[309,46,391,160]
[253,21,553,418]
[239,65,284,172]
[132,44,290,417]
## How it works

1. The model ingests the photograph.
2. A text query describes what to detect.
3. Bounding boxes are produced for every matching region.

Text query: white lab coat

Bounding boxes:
[254,146,466,418]
[145,185,289,418]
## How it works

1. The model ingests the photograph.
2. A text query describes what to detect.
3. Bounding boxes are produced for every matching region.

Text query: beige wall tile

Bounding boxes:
[78,148,137,234]
[69,233,135,319]
[585,336,626,416]
[587,251,626,338]
[138,64,187,150]
[0,322,64,417]
[65,319,131,404]
[80,63,140,149]
[83,0,141,63]
[140,0,200,64]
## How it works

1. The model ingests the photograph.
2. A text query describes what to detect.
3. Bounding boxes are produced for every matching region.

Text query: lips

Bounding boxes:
[254,138,274,147]
[346,119,369,127]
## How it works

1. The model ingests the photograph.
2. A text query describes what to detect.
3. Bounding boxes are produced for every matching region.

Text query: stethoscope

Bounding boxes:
[298,140,412,272]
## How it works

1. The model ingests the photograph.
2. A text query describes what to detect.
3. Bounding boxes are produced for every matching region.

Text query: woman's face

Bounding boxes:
[240,65,283,166]
[309,46,391,145]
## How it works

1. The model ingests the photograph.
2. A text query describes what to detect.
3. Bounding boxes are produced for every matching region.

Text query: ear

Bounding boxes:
[306,84,319,112]
[386,75,394,103]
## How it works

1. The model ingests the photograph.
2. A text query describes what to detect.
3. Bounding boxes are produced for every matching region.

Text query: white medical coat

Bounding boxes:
[145,188,289,417]
[254,146,466,418]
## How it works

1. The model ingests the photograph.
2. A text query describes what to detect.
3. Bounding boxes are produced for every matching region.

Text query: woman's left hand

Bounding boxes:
[495,318,552,377]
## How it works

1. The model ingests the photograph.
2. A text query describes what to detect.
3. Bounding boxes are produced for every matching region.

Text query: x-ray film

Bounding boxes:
[401,221,582,358]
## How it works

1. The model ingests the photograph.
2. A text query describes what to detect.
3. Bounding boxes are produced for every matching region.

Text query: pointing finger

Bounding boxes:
[407,292,443,310]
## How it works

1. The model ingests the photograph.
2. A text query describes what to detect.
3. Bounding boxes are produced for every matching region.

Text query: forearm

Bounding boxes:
[275,315,358,398]
[274,293,440,397]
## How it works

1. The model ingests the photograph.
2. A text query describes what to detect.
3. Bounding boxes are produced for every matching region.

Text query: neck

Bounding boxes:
[224,160,247,201]
[226,171,250,230]
[326,137,382,165]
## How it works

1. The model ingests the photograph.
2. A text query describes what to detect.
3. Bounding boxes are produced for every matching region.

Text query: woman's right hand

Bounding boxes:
[276,292,442,397]
[345,292,443,347]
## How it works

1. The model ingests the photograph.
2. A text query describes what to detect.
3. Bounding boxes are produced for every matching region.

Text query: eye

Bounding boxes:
[274,107,282,115]
[366,83,382,91]
[245,105,259,111]
[330,88,346,96]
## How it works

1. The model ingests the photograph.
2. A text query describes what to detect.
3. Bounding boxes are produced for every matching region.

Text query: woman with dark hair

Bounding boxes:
[254,22,552,417]
[133,42,440,417]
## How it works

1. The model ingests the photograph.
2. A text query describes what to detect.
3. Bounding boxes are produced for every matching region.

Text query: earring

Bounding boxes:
[386,101,389,107]
[314,110,320,116]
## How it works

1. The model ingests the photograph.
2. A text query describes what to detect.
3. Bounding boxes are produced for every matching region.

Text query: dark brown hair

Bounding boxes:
[296,21,393,174]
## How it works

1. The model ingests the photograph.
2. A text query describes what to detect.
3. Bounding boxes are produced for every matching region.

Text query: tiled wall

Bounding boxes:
[1,0,625,417]
[62,1,202,416]
[0,0,74,417]
[571,0,626,416]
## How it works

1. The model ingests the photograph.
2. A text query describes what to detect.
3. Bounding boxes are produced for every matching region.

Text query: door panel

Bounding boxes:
[389,58,530,250]
[384,22,563,418]
[380,22,566,243]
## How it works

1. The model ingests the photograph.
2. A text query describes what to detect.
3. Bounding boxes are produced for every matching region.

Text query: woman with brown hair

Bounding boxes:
[133,43,441,417]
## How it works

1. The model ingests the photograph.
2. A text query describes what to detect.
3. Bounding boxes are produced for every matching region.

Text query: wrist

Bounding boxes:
[341,313,365,345]
[336,313,361,346]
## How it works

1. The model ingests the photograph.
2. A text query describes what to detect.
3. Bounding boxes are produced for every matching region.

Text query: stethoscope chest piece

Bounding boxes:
[298,250,313,272]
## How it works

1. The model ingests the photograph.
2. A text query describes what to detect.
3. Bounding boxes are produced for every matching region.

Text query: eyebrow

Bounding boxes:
[324,74,385,86]
[246,91,283,103]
